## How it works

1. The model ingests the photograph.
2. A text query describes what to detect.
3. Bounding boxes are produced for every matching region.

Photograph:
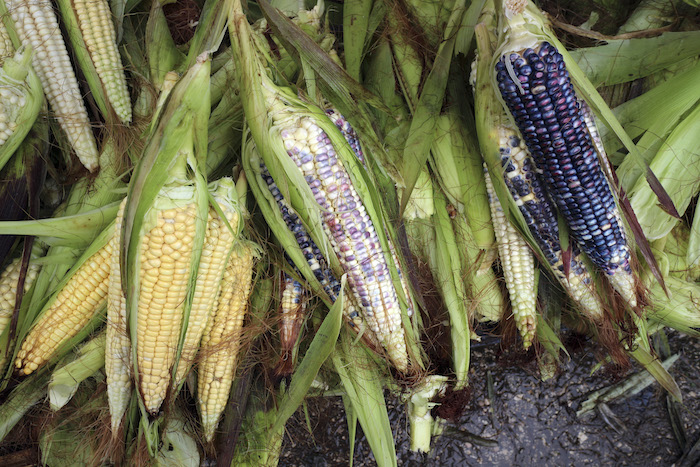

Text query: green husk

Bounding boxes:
[0,46,43,173]
[0,370,49,442]
[332,330,396,467]
[689,204,700,278]
[48,332,106,411]
[628,103,700,240]
[343,0,373,81]
[571,32,700,87]
[608,60,700,182]
[271,276,344,433]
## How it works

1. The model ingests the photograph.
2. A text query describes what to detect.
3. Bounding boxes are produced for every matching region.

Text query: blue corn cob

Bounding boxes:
[495,41,636,306]
[495,121,603,319]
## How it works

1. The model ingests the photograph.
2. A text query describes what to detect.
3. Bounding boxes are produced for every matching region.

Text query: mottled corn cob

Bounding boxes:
[197,241,255,442]
[6,0,99,171]
[136,188,198,414]
[106,198,130,434]
[15,238,113,375]
[495,39,636,306]
[277,115,410,371]
[72,0,132,122]
[260,164,364,330]
[483,166,537,347]
[0,253,41,337]
[174,181,240,387]
[493,120,604,319]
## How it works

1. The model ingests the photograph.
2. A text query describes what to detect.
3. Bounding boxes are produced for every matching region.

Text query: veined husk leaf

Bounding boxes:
[343,0,372,81]
[332,329,397,467]
[571,32,700,87]
[628,103,700,240]
[49,331,106,411]
[430,108,494,249]
[431,180,471,388]
[0,203,120,246]
[608,61,700,184]
[145,0,185,89]
[689,205,700,278]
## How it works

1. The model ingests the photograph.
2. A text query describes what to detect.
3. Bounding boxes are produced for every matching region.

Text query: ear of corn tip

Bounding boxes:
[5,0,100,171]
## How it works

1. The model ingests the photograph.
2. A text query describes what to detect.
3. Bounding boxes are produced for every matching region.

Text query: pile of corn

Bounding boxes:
[0,0,697,463]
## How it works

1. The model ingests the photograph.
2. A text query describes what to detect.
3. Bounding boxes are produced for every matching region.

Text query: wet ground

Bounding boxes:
[279,331,700,466]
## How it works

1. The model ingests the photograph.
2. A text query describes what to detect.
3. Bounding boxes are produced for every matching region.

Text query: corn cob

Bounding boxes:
[106,198,130,434]
[260,164,365,330]
[494,1,636,306]
[277,273,306,378]
[197,241,255,442]
[15,237,113,375]
[173,179,240,387]
[6,0,99,171]
[0,252,41,336]
[279,115,410,371]
[483,165,537,347]
[135,185,198,414]
[229,1,412,372]
[71,0,132,123]
[492,120,604,320]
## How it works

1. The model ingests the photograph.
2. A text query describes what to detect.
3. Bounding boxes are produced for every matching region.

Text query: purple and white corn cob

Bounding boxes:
[275,113,411,372]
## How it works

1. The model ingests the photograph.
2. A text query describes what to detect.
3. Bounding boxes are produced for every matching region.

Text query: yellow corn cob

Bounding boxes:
[0,255,41,337]
[72,0,132,123]
[173,186,240,387]
[106,198,130,434]
[136,188,198,414]
[483,166,537,347]
[6,0,99,171]
[197,241,255,442]
[15,238,113,375]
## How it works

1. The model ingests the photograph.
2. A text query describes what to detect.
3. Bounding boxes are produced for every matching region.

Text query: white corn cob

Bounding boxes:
[6,0,99,171]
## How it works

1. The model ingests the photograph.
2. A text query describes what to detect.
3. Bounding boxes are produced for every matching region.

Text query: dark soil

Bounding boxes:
[279,331,700,466]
